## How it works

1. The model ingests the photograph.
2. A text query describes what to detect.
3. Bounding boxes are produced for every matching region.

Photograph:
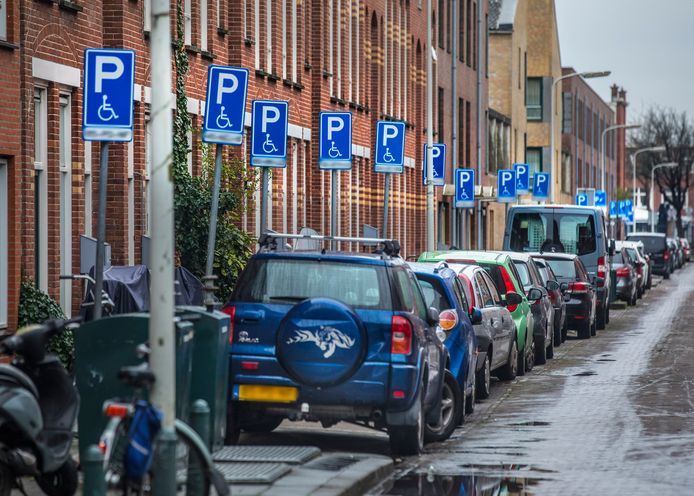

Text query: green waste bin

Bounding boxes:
[177,306,231,452]
[74,314,194,461]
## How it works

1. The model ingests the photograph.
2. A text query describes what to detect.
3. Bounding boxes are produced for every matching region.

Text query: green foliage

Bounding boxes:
[171,0,255,300]
[17,278,73,370]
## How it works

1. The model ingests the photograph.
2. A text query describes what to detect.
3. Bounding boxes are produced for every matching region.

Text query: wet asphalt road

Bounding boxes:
[244,262,694,495]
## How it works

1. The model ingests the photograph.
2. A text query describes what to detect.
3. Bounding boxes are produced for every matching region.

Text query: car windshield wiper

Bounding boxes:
[267,296,308,302]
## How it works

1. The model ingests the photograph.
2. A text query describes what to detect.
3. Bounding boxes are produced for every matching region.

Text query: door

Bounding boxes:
[475,271,505,369]
[480,271,513,359]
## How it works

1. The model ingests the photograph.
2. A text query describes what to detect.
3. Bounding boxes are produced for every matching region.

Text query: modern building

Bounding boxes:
[0,0,441,330]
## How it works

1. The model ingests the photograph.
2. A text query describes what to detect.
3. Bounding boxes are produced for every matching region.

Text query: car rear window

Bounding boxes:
[626,235,665,254]
[233,258,391,309]
[545,259,576,279]
[510,211,597,255]
[512,261,532,289]
[415,276,453,312]
[478,264,506,295]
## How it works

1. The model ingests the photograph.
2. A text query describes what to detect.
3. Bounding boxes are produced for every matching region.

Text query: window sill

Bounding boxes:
[267,73,280,83]
[322,70,332,79]
[186,45,201,55]
[255,69,269,78]
[201,51,215,61]
[329,96,346,107]
[244,37,255,47]
[35,0,55,4]
[304,62,312,71]
[0,40,19,51]
[59,0,83,13]
[217,27,228,37]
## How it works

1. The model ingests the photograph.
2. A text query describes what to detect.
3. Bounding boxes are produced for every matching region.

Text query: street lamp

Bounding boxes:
[601,124,641,195]
[630,145,666,233]
[550,71,610,202]
[650,161,678,232]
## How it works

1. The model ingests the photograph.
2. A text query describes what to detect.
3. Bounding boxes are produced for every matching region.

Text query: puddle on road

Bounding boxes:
[573,370,597,376]
[383,471,544,495]
[508,421,551,427]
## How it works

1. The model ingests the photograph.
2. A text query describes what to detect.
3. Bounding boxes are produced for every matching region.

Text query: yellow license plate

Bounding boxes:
[238,385,299,403]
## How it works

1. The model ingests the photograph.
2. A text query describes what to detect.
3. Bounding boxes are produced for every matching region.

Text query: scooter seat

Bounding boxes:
[117,364,155,389]
[0,365,39,399]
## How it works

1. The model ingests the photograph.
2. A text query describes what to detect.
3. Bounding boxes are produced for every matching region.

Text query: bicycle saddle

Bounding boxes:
[117,363,156,389]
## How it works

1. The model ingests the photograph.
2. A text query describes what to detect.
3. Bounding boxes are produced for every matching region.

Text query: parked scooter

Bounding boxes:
[0,318,81,496]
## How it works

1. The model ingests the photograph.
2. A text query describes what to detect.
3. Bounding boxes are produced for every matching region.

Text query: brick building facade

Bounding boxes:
[0,0,483,330]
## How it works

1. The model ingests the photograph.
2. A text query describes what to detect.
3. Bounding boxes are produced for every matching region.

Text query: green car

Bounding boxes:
[418,251,537,374]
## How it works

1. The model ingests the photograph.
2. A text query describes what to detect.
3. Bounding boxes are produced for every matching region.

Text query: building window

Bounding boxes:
[0,0,6,41]
[127,141,135,265]
[488,114,509,174]
[184,0,192,45]
[437,87,444,140]
[458,98,465,165]
[34,88,48,292]
[0,159,7,328]
[446,0,451,52]
[200,0,208,51]
[438,0,444,48]
[472,1,477,70]
[143,0,151,32]
[458,0,464,62]
[526,78,542,121]
[84,142,93,237]
[254,0,261,69]
[144,110,152,235]
[561,152,571,194]
[59,94,72,315]
[217,0,222,28]
[466,0,471,66]
[266,0,274,74]
[562,92,573,133]
[526,147,542,177]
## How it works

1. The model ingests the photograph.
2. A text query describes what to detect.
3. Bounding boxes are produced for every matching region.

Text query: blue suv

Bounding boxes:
[223,236,446,455]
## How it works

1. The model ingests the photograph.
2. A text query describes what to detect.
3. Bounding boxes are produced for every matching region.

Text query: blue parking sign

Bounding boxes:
[83,48,135,142]
[513,164,530,194]
[251,100,288,168]
[609,200,617,217]
[595,190,606,207]
[203,65,249,145]
[422,144,446,186]
[319,112,352,170]
[374,121,406,173]
[533,172,550,200]
[576,193,589,206]
[618,200,626,217]
[455,169,475,208]
[497,170,516,202]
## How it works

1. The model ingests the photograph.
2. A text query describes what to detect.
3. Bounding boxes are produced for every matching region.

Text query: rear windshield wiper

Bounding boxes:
[267,296,309,302]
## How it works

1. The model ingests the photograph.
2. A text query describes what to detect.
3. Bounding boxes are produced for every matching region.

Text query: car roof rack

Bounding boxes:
[258,232,401,257]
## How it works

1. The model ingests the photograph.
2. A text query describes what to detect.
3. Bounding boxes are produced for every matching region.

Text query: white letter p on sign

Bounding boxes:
[261,106,280,133]
[95,56,124,93]
[382,124,398,146]
[216,73,239,105]
[327,116,344,140]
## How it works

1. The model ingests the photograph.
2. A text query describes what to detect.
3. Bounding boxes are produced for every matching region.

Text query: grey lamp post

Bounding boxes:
[630,145,665,233]
[601,123,641,195]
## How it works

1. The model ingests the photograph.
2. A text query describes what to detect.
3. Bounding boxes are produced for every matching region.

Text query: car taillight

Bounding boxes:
[438,309,458,331]
[664,250,670,261]
[616,267,630,277]
[391,316,413,355]
[222,305,236,344]
[597,256,606,287]
[568,281,590,294]
[499,267,519,312]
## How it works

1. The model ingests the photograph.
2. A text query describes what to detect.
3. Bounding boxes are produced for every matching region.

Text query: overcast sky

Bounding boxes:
[555,0,694,122]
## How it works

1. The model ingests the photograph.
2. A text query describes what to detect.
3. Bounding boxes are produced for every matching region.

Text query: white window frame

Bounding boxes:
[127,141,135,265]
[347,0,353,102]
[254,0,261,69]
[354,0,360,102]
[291,0,297,82]
[281,0,287,80]
[336,0,342,99]
[328,0,334,96]
[0,159,8,328]
[59,94,72,315]
[144,109,152,235]
[200,0,208,51]
[382,0,387,114]
[184,0,192,46]
[266,0,273,73]
[34,88,48,293]
[217,0,222,28]
[0,0,8,41]
[84,142,93,237]
[143,0,151,32]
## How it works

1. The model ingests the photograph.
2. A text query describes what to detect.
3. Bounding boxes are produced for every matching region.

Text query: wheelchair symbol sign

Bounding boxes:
[533,172,550,200]
[595,190,606,207]
[498,170,517,202]
[455,168,475,208]
[375,121,406,173]
[251,100,288,168]
[83,48,135,142]
[203,65,249,145]
[319,112,352,170]
[422,144,446,186]
[513,164,530,194]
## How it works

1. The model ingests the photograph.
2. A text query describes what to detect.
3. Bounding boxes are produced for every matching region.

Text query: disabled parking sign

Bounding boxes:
[533,172,550,201]
[513,164,530,195]
[576,193,589,206]
[319,112,352,170]
[251,100,288,168]
[455,169,475,208]
[609,200,617,217]
[203,65,249,145]
[422,144,446,186]
[595,190,607,207]
[83,48,135,142]
[497,170,516,203]
[374,121,406,173]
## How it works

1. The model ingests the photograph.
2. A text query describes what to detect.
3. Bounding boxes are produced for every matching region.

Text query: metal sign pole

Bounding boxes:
[331,170,338,250]
[205,144,224,277]
[93,142,109,320]
[260,167,269,234]
[383,173,390,239]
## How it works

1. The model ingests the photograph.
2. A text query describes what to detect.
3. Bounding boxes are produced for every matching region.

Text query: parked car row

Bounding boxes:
[220,209,688,457]
[626,232,690,280]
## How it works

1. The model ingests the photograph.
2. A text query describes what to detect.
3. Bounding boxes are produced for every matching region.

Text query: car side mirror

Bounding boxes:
[504,291,523,306]
[428,307,440,326]
[526,288,543,302]
[560,282,569,293]
[546,280,560,292]
[609,239,616,257]
[470,307,483,325]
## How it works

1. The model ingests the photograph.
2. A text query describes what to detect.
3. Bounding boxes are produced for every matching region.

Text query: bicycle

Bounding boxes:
[98,344,229,496]
[60,273,115,321]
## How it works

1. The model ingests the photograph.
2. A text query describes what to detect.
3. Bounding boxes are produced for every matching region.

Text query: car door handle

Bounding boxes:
[237,310,264,322]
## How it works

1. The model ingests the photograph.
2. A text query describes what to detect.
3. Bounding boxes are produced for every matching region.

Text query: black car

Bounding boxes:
[532,256,566,346]
[539,254,597,340]
[626,233,671,279]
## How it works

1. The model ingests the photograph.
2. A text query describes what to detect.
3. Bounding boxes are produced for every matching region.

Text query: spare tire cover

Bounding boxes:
[277,298,367,387]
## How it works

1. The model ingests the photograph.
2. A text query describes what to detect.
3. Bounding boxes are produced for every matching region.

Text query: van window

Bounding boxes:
[510,211,597,255]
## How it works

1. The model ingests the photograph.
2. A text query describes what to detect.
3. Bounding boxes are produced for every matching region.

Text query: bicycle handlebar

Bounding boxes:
[1,317,83,361]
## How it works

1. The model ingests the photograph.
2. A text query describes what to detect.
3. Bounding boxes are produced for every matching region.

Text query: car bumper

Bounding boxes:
[565,297,591,326]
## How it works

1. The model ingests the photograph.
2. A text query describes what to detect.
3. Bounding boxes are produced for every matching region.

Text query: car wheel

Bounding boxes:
[546,331,554,359]
[553,322,562,350]
[389,385,425,455]
[424,371,461,443]
[596,304,606,330]
[630,291,638,306]
[526,338,535,372]
[224,402,241,445]
[605,305,610,325]
[35,458,78,496]
[590,317,597,336]
[464,373,475,416]
[578,320,591,340]
[517,336,526,377]
[664,269,670,280]
[497,338,518,381]
[476,353,492,400]
[534,336,547,365]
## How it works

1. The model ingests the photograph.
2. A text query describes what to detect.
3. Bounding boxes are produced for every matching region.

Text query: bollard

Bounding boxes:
[82,445,106,496]
[187,399,211,495]
[610,269,617,304]
[152,426,178,496]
